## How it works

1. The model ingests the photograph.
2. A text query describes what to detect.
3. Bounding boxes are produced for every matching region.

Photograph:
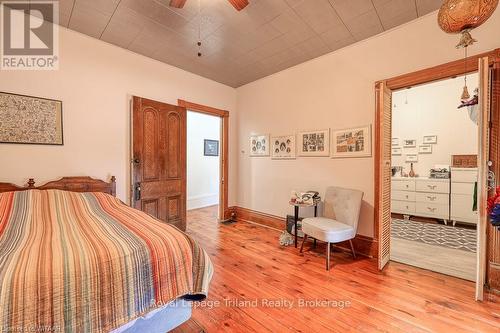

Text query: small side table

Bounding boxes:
[289,201,319,248]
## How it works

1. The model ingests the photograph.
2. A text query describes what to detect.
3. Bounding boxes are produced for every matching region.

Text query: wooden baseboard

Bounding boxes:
[227,206,378,258]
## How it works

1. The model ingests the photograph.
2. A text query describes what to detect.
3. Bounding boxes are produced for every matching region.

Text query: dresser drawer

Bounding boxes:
[391,200,415,214]
[416,180,449,194]
[415,192,449,205]
[416,202,449,218]
[451,168,478,183]
[451,182,476,195]
[392,190,415,202]
[451,194,478,223]
[391,180,415,191]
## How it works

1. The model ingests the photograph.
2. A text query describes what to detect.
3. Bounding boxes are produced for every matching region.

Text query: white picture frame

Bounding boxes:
[403,139,416,148]
[392,147,402,155]
[249,134,270,156]
[406,154,418,162]
[418,145,432,154]
[271,135,296,159]
[298,129,330,157]
[331,125,372,158]
[423,135,438,144]
[391,138,399,146]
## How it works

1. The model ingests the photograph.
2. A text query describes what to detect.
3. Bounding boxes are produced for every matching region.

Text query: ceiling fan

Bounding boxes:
[169,0,249,11]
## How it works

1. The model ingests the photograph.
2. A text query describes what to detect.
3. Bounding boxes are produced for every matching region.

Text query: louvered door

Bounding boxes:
[376,81,392,271]
[476,57,491,300]
[132,96,187,231]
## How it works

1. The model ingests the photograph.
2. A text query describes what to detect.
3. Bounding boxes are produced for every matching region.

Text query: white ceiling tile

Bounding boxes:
[68,1,112,38]
[270,8,304,34]
[121,0,189,31]
[372,0,417,30]
[329,0,374,21]
[344,9,383,40]
[127,21,177,57]
[320,24,352,49]
[416,0,442,16]
[296,36,331,58]
[293,0,343,34]
[101,6,147,48]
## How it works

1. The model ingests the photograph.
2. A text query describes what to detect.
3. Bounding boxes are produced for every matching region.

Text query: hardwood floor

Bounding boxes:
[391,237,477,282]
[186,206,500,333]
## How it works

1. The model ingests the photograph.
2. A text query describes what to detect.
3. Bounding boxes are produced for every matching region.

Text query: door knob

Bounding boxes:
[132,158,140,164]
[135,182,141,201]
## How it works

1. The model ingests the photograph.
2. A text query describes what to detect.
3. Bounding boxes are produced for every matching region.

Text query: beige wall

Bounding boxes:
[392,73,479,176]
[0,27,237,203]
[235,10,500,237]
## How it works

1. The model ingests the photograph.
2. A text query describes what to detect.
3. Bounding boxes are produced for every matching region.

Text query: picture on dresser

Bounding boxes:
[298,129,329,157]
[250,134,270,156]
[423,135,438,144]
[392,147,402,155]
[406,154,418,162]
[331,125,371,158]
[418,145,432,154]
[392,138,399,146]
[271,135,296,159]
[403,139,416,148]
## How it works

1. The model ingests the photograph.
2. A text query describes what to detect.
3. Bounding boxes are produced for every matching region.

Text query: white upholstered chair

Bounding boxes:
[300,186,364,270]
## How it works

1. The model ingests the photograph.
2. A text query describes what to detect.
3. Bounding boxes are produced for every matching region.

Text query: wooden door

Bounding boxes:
[476,57,491,300]
[375,81,393,271]
[132,96,187,231]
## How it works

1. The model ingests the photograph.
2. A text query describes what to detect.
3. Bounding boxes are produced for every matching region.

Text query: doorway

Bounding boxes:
[187,111,221,215]
[389,74,479,281]
[178,99,229,221]
[374,53,498,301]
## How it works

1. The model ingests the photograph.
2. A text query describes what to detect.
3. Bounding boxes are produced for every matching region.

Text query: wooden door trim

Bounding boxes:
[381,49,500,90]
[178,99,229,118]
[374,49,500,275]
[178,99,230,220]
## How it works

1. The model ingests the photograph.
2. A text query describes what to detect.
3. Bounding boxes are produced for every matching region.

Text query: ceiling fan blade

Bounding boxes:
[169,0,187,8]
[227,0,249,11]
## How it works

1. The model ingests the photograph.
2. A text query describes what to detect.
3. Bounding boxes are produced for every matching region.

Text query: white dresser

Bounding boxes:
[391,177,450,222]
[450,167,478,225]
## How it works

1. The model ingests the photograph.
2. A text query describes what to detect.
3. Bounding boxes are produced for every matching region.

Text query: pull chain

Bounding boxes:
[197,0,202,57]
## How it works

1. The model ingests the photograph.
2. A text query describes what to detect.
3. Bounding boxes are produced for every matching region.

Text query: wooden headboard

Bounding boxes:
[0,176,117,196]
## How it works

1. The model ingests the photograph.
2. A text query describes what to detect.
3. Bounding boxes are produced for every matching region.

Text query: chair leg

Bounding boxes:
[300,234,308,253]
[349,239,356,259]
[326,242,331,270]
[313,238,317,248]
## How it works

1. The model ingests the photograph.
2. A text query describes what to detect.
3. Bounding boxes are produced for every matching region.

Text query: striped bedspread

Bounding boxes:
[0,189,213,333]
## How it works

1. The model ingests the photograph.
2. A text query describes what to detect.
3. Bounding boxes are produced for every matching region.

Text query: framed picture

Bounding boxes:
[204,139,219,156]
[406,154,418,162]
[271,135,296,159]
[298,129,329,157]
[392,147,402,155]
[403,139,416,148]
[250,134,269,156]
[0,91,63,145]
[423,135,438,144]
[418,145,432,154]
[391,138,399,146]
[331,125,371,158]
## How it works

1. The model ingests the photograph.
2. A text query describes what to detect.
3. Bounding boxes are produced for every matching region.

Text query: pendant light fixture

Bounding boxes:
[437,0,499,102]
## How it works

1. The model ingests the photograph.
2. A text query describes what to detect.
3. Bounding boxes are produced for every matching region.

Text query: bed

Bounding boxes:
[0,176,213,333]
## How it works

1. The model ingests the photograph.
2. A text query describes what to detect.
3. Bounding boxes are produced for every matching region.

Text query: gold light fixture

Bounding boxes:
[438,0,499,101]
[438,0,499,48]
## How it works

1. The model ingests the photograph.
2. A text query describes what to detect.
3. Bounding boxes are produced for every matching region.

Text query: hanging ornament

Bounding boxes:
[461,45,470,101]
[437,0,499,48]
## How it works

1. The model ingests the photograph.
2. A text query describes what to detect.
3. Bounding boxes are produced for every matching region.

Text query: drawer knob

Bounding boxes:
[427,207,436,212]
[427,196,436,201]
[427,185,436,189]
